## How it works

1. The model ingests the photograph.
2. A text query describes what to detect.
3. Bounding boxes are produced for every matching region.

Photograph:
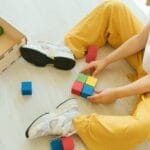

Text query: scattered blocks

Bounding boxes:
[71,73,98,98]
[86,45,98,63]
[0,26,4,36]
[21,81,32,95]
[50,136,74,150]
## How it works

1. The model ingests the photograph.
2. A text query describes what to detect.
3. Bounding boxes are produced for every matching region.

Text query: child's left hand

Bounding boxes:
[87,88,118,104]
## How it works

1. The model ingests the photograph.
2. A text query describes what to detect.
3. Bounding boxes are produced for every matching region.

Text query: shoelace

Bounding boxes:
[38,41,72,54]
[49,113,78,137]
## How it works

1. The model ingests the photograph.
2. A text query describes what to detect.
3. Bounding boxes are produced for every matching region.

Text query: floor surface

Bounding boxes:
[0,0,150,149]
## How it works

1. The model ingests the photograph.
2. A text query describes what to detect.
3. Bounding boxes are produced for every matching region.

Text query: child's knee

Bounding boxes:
[101,0,127,10]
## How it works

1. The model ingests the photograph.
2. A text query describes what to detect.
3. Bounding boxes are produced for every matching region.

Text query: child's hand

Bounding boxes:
[81,59,108,77]
[87,88,118,104]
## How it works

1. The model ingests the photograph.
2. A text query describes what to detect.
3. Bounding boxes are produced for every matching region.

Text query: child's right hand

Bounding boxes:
[81,59,109,77]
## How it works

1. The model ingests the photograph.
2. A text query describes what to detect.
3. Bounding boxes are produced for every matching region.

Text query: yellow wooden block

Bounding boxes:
[86,76,97,87]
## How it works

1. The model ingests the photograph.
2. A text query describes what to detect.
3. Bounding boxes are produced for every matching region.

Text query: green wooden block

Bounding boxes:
[76,73,88,83]
[0,26,4,36]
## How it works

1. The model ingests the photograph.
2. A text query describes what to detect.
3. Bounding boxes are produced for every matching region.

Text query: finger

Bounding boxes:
[80,70,90,75]
[92,69,99,77]
[94,89,103,94]
[81,62,95,73]
[81,65,91,73]
[89,67,95,76]
[82,68,95,76]
[87,95,100,103]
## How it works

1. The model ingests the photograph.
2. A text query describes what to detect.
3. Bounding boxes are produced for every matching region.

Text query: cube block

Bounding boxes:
[61,137,74,150]
[71,73,97,99]
[86,45,98,63]
[81,84,94,98]
[21,81,32,95]
[86,76,98,87]
[71,81,84,96]
[50,138,63,150]
[76,73,87,83]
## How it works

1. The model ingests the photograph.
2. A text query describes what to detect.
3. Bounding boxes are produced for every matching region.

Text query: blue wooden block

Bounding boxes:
[50,138,63,150]
[81,84,94,98]
[21,81,32,95]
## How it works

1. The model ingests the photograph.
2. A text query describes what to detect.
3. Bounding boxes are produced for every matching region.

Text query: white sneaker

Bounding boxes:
[20,41,76,70]
[25,98,80,139]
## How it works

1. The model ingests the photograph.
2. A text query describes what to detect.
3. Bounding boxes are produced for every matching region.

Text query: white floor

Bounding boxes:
[0,0,150,150]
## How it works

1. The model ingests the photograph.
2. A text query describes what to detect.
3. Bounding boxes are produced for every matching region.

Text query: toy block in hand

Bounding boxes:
[86,45,98,63]
[71,73,97,98]
[0,26,4,36]
[71,81,84,96]
[86,76,98,87]
[81,84,94,98]
[21,81,32,95]
[76,72,87,83]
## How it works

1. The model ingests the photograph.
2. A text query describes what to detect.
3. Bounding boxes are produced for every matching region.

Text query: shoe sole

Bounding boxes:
[20,47,76,70]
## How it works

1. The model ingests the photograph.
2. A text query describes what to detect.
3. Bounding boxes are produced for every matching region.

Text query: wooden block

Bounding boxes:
[21,81,32,95]
[61,136,74,150]
[81,84,94,98]
[86,45,98,63]
[76,73,87,83]
[71,81,84,96]
[50,138,63,150]
[86,76,98,87]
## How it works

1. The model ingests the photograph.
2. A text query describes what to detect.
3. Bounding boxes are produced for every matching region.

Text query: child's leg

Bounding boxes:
[73,94,150,150]
[73,32,149,150]
[64,0,143,59]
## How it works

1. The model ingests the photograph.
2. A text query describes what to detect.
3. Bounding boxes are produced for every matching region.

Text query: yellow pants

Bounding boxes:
[65,0,150,150]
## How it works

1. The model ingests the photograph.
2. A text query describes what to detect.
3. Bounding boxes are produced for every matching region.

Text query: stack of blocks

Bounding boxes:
[71,73,97,98]
[21,81,32,95]
[50,136,74,150]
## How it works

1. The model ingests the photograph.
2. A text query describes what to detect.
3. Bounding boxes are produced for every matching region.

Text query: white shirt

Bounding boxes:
[142,11,150,74]
[143,32,150,73]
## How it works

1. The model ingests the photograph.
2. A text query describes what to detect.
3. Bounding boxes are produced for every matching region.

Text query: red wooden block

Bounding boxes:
[86,45,98,63]
[71,81,83,96]
[61,136,74,150]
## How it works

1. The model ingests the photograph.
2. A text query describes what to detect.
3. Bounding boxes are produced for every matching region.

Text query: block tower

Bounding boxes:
[71,73,97,98]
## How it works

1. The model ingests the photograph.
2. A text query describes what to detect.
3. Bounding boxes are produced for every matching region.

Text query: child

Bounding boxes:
[25,1,150,150]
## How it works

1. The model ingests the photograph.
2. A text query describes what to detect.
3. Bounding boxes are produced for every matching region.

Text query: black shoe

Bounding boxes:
[20,42,76,70]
